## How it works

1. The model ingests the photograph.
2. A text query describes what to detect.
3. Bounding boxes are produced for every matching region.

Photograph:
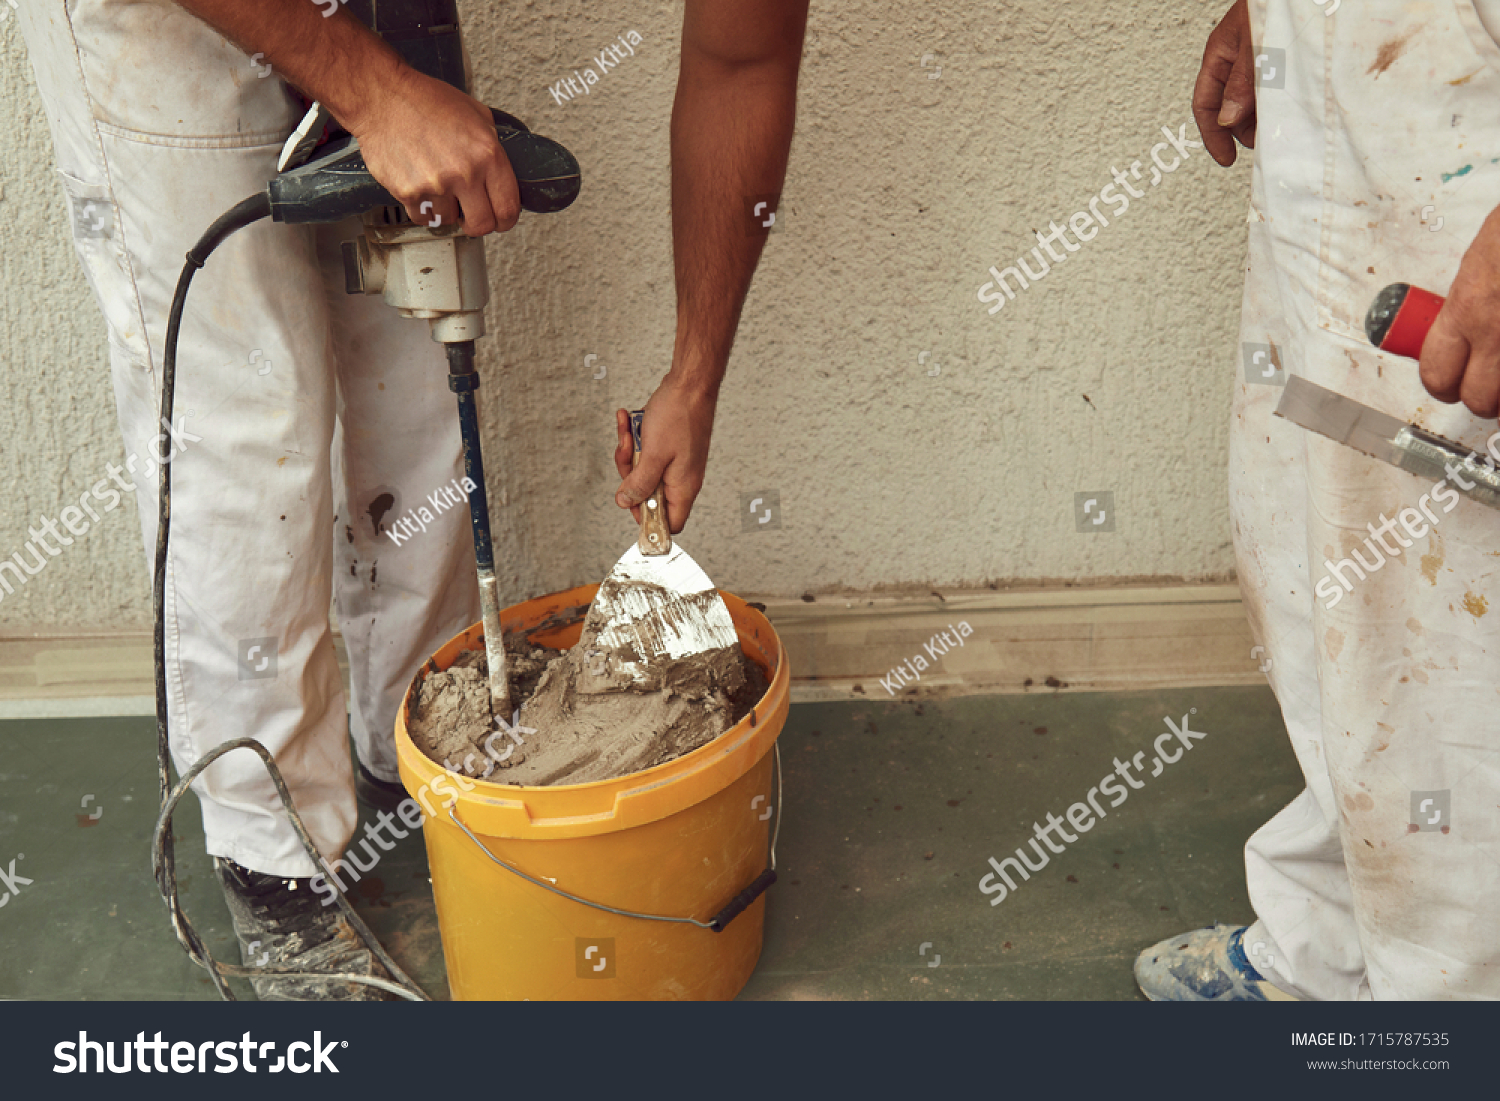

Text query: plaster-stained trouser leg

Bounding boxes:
[1232,207,1368,1002]
[320,226,482,788]
[1233,0,1500,999]
[16,0,477,877]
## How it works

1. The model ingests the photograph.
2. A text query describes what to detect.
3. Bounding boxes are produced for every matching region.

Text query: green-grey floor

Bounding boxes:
[0,686,1302,1000]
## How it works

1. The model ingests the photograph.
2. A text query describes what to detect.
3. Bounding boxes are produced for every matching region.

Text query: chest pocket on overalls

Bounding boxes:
[1317,3,1500,344]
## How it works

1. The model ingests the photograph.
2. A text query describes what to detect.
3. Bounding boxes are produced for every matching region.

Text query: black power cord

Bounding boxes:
[149,194,427,1001]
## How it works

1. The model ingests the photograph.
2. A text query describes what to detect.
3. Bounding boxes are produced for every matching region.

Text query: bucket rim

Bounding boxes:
[394,584,789,839]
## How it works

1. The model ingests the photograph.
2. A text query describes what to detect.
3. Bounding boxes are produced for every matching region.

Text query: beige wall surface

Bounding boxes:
[0,1,1251,635]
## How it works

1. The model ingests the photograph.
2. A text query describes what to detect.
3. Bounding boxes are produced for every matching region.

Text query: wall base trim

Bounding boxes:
[0,583,1261,716]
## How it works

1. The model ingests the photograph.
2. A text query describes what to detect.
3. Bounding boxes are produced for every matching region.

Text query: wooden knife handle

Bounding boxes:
[630,409,673,556]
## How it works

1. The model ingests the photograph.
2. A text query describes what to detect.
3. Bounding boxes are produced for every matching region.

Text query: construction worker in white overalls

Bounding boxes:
[1138,0,1500,1000]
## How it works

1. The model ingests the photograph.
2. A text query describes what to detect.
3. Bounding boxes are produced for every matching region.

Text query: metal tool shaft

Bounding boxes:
[446,340,510,719]
[1276,375,1500,511]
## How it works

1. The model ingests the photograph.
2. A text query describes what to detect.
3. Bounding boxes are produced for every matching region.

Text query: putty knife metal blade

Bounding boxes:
[1274,375,1500,509]
[594,544,739,673]
[1275,375,1409,468]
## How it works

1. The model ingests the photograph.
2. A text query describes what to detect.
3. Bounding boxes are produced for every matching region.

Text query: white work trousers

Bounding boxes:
[16,0,480,877]
[1235,0,1500,997]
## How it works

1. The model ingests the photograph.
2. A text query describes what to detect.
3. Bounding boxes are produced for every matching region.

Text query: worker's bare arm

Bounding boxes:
[173,0,398,133]
[172,0,519,235]
[614,0,810,531]
[1193,0,1258,167]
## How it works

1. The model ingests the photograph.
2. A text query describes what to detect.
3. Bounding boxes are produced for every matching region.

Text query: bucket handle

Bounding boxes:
[445,808,774,933]
[442,743,782,934]
[705,869,778,933]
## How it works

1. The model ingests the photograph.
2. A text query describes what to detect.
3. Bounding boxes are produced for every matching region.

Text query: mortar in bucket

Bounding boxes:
[395,583,787,1000]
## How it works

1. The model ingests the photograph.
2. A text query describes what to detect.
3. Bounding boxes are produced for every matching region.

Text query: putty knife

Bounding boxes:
[588,410,739,685]
[1271,282,1500,509]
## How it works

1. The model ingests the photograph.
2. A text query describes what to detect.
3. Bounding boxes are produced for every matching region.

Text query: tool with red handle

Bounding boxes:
[1364,282,1446,359]
[1270,282,1500,509]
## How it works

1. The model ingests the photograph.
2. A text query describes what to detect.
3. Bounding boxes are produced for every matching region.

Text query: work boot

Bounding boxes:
[1134,924,1299,1001]
[214,857,393,1001]
[355,761,408,814]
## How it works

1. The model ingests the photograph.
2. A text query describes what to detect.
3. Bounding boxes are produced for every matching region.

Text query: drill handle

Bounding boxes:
[493,113,582,214]
[267,111,580,224]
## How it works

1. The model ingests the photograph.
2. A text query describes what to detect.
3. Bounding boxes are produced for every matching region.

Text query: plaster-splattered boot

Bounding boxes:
[214,858,393,1001]
[1135,924,1299,1001]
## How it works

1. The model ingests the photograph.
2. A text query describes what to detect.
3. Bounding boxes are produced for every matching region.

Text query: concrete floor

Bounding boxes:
[0,685,1303,1000]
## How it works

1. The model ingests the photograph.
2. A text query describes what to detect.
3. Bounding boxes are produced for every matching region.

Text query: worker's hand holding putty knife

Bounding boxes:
[583,408,739,691]
[612,388,715,533]
[1400,209,1500,419]
[1273,283,1500,510]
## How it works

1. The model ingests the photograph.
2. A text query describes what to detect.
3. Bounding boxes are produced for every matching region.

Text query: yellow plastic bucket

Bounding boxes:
[394,583,788,1001]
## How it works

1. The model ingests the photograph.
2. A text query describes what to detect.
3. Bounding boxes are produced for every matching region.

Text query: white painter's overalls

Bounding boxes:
[16,1,479,877]
[1236,0,1500,997]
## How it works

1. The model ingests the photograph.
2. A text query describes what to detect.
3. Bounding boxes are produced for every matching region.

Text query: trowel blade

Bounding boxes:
[591,543,739,684]
[1275,374,1500,509]
[1273,375,1408,468]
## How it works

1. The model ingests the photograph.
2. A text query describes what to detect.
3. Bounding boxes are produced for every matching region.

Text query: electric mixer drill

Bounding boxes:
[263,0,582,716]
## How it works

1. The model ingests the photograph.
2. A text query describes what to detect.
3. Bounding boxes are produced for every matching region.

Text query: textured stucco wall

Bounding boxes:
[0,1,1251,635]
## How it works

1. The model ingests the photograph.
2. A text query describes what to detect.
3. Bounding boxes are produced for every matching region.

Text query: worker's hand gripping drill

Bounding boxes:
[350,71,520,237]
